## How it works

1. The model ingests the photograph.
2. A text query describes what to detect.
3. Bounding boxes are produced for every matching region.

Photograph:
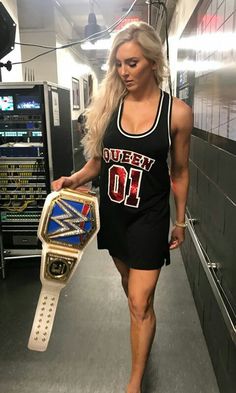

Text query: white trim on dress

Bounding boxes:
[117,90,164,139]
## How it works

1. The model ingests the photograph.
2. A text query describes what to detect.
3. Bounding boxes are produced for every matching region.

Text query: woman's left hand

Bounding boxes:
[169,225,186,250]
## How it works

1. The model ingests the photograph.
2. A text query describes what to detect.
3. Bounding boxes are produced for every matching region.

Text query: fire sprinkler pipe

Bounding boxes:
[147,0,152,25]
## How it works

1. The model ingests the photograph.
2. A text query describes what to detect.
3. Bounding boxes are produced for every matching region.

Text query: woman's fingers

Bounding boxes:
[51,176,69,191]
[169,226,185,249]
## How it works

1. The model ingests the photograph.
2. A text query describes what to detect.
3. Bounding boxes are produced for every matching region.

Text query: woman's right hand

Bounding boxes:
[51,176,74,191]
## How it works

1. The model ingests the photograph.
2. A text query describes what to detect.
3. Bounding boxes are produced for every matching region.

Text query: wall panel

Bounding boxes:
[169,0,236,392]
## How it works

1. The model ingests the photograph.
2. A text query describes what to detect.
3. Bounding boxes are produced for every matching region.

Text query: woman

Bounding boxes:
[52,21,192,393]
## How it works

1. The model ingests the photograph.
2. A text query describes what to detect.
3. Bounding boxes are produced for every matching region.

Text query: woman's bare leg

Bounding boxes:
[112,258,160,393]
[112,257,130,297]
[126,268,161,393]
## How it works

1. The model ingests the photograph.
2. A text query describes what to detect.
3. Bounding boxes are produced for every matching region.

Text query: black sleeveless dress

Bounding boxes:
[97,89,172,270]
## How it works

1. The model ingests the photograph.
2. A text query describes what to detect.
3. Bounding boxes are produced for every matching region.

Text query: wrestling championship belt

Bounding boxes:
[28,188,99,352]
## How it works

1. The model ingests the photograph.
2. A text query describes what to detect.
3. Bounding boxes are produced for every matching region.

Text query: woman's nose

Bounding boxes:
[120,63,128,76]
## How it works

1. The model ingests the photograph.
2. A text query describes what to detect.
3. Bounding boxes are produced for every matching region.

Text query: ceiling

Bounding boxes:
[55,0,149,78]
[17,0,176,80]
[57,0,148,37]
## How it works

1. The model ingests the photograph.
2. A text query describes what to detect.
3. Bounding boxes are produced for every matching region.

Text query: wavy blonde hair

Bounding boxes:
[82,21,168,158]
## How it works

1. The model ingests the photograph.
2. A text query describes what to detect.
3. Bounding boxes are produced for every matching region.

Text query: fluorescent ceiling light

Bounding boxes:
[178,33,236,52]
[101,63,108,71]
[177,60,222,72]
[81,38,112,50]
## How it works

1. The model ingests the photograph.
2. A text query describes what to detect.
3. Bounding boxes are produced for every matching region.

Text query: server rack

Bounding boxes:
[0,82,74,278]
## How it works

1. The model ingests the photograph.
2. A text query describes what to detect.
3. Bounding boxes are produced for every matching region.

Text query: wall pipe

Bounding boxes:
[186,213,236,345]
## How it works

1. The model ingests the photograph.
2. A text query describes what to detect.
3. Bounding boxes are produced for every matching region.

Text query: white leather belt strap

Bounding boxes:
[28,285,61,351]
[28,188,100,352]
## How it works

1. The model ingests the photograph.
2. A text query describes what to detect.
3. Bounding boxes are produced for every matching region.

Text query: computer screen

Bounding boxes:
[16,95,41,110]
[0,96,14,111]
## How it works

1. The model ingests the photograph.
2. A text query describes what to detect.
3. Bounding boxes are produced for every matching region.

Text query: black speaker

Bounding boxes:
[0,2,16,60]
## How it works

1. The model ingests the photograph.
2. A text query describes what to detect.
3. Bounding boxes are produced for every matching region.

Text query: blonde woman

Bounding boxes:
[52,21,192,393]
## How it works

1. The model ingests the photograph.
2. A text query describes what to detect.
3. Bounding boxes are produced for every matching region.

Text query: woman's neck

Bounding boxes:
[126,83,160,103]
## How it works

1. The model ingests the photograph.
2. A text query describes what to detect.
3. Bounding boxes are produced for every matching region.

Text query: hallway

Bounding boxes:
[0,240,219,393]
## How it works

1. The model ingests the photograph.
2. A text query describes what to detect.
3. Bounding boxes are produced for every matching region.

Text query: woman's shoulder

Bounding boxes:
[171,96,193,133]
[172,96,192,113]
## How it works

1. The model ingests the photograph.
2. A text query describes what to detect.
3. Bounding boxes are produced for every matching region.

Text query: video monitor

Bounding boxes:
[0,96,14,111]
[16,95,41,110]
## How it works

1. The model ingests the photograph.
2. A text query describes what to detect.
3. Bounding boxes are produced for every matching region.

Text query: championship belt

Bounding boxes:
[28,188,99,352]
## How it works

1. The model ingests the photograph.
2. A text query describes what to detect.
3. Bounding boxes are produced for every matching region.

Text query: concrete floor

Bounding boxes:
[0,240,220,393]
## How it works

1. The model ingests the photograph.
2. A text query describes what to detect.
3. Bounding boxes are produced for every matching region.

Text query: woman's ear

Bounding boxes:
[152,61,157,70]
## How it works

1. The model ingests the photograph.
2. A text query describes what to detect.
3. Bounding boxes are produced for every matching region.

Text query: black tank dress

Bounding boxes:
[97,89,172,270]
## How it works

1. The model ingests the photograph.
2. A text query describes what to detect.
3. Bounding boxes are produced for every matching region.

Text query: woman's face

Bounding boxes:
[115,40,156,92]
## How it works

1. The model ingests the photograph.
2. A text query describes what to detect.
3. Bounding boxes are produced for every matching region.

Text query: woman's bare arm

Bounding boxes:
[169,97,193,249]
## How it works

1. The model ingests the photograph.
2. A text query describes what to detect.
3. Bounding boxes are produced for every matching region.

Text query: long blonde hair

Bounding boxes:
[82,21,168,158]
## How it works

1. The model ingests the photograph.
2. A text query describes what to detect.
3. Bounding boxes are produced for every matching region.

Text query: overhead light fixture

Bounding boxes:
[177,60,222,72]
[81,38,112,50]
[178,32,236,51]
[101,63,108,71]
[84,0,101,40]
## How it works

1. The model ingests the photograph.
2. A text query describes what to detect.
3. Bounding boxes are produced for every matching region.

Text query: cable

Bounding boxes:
[15,42,56,49]
[11,0,138,66]
[4,199,36,212]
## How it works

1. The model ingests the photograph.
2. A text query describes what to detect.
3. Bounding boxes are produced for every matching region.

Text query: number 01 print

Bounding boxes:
[108,165,143,208]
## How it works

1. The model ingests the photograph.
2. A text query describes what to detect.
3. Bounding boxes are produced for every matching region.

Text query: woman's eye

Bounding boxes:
[115,62,121,68]
[129,62,137,67]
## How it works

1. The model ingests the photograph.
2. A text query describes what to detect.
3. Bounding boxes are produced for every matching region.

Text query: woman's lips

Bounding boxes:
[124,80,134,86]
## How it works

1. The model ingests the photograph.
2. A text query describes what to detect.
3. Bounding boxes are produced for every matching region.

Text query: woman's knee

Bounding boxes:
[127,268,160,321]
[128,294,154,322]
